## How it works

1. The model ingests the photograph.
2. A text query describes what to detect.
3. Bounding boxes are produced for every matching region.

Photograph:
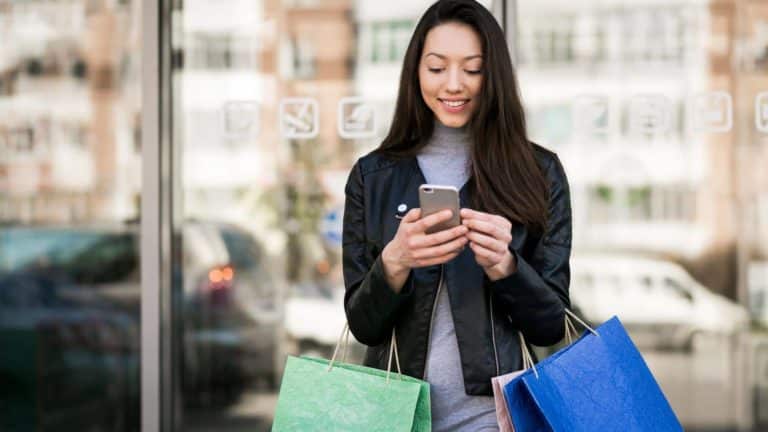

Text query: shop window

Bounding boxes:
[291,37,316,78]
[522,7,686,67]
[755,21,768,70]
[588,184,695,223]
[370,20,415,64]
[532,17,575,65]
[186,33,257,70]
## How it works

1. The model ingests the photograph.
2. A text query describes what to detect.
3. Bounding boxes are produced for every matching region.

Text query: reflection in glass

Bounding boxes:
[171,1,495,430]
[0,1,142,430]
[520,1,768,430]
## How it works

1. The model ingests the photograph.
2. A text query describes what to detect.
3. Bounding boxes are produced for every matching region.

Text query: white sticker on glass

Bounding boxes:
[691,91,732,133]
[573,95,611,135]
[280,97,319,139]
[629,94,672,135]
[338,97,377,139]
[221,100,260,139]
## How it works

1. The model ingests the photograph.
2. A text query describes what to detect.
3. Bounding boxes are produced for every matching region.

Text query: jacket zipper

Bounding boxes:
[422,264,444,380]
[489,292,500,376]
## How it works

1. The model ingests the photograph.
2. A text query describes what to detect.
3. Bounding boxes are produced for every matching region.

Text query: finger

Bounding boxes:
[466,231,507,255]
[463,219,508,241]
[496,215,513,231]
[414,209,454,233]
[411,224,468,248]
[486,214,512,231]
[461,209,512,231]
[469,241,504,264]
[402,208,422,223]
[460,208,495,222]
[414,251,461,268]
[412,235,468,260]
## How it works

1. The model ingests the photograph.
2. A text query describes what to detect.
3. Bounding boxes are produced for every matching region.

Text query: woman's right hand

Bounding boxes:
[381,208,469,293]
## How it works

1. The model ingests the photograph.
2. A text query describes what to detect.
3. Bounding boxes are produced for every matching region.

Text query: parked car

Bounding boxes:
[0,220,282,429]
[283,282,365,363]
[177,220,283,400]
[0,270,138,431]
[569,253,749,351]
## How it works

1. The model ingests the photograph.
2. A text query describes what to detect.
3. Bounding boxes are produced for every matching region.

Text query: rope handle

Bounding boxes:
[327,323,352,371]
[564,309,599,344]
[517,332,539,378]
[327,323,403,383]
[385,328,403,383]
[517,309,599,380]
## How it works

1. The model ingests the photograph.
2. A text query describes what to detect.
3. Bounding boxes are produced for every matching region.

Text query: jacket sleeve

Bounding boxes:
[490,154,572,346]
[341,161,415,346]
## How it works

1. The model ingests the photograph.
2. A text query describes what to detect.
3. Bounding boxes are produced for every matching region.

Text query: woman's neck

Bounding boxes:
[426,120,470,151]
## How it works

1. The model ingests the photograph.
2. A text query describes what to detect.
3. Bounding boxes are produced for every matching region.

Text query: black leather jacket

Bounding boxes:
[341,143,572,396]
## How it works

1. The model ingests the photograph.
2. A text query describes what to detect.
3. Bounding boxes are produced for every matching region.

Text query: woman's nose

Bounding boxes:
[446,67,463,92]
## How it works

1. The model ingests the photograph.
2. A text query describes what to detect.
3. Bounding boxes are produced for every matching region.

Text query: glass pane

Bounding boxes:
[517,1,767,429]
[171,0,495,429]
[0,1,142,431]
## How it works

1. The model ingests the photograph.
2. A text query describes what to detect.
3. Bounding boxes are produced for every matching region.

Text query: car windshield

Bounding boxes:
[1,229,99,270]
[219,228,261,271]
[0,229,137,284]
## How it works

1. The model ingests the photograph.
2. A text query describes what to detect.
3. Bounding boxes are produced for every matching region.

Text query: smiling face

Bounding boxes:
[419,21,484,128]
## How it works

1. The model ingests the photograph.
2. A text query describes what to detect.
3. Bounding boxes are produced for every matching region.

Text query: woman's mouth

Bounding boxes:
[439,98,470,113]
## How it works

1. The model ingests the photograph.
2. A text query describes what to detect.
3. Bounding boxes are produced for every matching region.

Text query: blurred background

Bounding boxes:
[0,0,767,430]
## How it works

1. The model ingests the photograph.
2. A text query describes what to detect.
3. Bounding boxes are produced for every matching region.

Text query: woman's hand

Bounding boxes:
[460,208,517,281]
[381,208,469,293]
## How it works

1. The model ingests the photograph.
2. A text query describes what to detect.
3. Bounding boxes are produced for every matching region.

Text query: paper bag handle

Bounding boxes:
[517,309,599,379]
[563,309,599,345]
[327,324,403,383]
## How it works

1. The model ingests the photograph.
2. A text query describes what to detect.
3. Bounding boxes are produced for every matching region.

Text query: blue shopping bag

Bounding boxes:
[503,315,683,432]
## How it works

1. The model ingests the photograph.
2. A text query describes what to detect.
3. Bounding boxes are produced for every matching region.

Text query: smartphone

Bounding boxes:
[418,184,461,235]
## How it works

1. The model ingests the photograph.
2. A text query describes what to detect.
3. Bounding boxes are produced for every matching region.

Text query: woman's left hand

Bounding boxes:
[460,208,517,281]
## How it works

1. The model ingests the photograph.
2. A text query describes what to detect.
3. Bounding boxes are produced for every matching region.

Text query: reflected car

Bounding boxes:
[178,221,283,402]
[0,270,139,431]
[283,282,365,363]
[569,253,749,351]
[0,221,282,415]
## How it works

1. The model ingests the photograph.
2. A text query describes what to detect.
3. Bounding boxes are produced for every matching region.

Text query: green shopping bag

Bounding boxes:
[272,326,431,432]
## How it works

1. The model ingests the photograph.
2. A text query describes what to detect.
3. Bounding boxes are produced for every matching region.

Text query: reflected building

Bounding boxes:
[517,0,768,303]
[0,0,141,224]
[174,0,355,282]
[725,0,768,325]
[516,3,766,429]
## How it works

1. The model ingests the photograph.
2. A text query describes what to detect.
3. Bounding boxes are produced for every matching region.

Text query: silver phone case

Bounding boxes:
[418,184,461,234]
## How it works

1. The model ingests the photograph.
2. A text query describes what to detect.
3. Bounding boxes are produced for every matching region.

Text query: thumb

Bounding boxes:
[402,208,421,223]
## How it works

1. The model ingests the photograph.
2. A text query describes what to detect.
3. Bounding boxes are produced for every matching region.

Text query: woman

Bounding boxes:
[342,0,572,430]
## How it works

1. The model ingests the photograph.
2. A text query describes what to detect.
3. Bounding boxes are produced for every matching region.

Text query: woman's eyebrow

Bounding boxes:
[424,52,483,60]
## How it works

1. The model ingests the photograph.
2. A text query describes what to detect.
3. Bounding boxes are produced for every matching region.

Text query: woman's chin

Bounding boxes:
[436,114,470,128]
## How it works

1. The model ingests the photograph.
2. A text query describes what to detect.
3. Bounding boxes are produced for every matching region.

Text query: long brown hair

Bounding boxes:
[377,0,549,233]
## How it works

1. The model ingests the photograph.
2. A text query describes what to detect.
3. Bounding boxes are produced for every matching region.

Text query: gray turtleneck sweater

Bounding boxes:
[417,122,499,432]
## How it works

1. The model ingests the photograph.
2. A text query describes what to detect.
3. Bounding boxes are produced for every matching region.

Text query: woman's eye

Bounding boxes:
[466,70,482,75]
[428,68,444,73]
